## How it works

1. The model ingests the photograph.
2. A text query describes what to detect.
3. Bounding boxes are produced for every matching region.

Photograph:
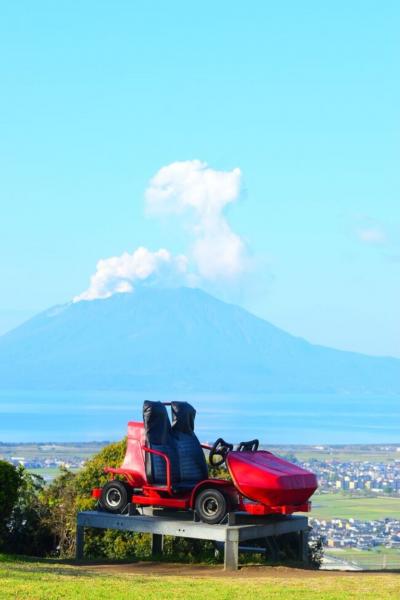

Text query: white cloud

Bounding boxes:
[145,160,246,280]
[75,160,248,302]
[73,247,188,302]
[357,227,387,245]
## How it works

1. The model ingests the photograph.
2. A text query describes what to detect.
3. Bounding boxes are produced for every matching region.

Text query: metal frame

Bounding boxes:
[76,510,309,571]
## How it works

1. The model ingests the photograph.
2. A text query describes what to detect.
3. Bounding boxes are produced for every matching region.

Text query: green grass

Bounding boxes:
[0,555,399,600]
[309,493,400,520]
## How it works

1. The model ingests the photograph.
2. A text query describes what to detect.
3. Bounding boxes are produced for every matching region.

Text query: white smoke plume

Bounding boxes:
[75,160,247,302]
[73,247,188,302]
[146,160,245,280]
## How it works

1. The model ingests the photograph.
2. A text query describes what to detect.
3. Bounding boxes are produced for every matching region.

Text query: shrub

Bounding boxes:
[309,537,324,569]
[0,460,21,547]
[5,469,53,556]
[40,467,77,556]
[75,438,127,501]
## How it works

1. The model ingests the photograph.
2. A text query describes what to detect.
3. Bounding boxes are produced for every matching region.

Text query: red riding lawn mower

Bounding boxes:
[92,401,318,524]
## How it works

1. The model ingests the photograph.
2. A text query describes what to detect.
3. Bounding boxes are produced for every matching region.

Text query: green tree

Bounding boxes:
[6,468,53,556]
[0,460,21,548]
[40,467,77,556]
[74,438,127,503]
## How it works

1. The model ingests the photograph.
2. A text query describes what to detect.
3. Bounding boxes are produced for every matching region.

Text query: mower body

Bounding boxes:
[92,401,317,522]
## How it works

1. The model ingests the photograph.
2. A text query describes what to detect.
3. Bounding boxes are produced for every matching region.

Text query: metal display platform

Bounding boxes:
[76,510,309,570]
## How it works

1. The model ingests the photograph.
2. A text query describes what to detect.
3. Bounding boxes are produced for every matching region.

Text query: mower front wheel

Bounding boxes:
[99,480,130,514]
[195,488,228,524]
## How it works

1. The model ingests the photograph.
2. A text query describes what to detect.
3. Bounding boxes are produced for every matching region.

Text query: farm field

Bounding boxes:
[326,547,400,570]
[0,555,399,600]
[272,445,400,464]
[310,494,400,521]
[2,442,399,464]
[27,467,80,480]
[0,441,106,461]
[309,493,400,520]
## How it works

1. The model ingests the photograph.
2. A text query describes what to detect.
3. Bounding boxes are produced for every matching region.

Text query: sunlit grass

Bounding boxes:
[1,555,399,600]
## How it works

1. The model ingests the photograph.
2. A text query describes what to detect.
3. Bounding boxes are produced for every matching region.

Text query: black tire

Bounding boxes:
[99,480,129,514]
[195,488,228,524]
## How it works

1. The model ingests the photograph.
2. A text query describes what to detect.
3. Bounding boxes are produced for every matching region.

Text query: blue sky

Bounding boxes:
[0,1,399,357]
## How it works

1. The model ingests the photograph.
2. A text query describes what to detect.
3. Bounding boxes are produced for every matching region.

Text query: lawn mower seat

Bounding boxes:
[171,401,208,488]
[143,401,180,486]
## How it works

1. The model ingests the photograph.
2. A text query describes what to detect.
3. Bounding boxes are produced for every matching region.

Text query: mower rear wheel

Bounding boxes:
[195,488,228,524]
[99,480,129,514]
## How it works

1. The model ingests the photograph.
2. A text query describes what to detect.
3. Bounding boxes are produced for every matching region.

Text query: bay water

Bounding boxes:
[0,390,399,444]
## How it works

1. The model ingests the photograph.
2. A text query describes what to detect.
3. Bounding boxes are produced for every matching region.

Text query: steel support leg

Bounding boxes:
[265,536,279,562]
[151,533,164,556]
[76,525,84,560]
[299,529,309,564]
[224,530,239,571]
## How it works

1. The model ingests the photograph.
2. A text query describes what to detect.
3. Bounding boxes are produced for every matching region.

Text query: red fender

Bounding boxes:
[189,478,238,509]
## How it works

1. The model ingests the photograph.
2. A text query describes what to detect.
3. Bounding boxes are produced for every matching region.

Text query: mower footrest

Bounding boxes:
[132,494,190,509]
[243,501,311,515]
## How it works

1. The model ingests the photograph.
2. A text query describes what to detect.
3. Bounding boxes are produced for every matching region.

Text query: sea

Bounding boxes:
[0,390,399,445]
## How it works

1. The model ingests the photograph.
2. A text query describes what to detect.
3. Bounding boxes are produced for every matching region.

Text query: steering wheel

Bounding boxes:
[209,438,234,467]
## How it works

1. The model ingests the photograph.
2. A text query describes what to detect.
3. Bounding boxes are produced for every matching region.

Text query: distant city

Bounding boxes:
[310,517,400,551]
[300,454,400,496]
[6,451,85,474]
[298,449,400,552]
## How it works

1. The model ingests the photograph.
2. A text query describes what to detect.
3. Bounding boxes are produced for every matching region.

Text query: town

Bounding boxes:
[310,517,400,550]
[6,451,85,474]
[300,456,400,495]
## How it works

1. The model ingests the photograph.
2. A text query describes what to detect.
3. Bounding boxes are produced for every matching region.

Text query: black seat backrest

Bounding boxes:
[143,401,179,485]
[171,401,208,484]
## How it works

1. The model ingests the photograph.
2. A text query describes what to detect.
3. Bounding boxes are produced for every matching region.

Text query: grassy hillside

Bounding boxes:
[1,555,399,600]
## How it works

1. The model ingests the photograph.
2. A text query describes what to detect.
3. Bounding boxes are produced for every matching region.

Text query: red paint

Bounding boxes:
[91,487,102,499]
[142,446,173,494]
[132,494,191,509]
[241,501,311,515]
[227,450,318,507]
[104,421,147,487]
